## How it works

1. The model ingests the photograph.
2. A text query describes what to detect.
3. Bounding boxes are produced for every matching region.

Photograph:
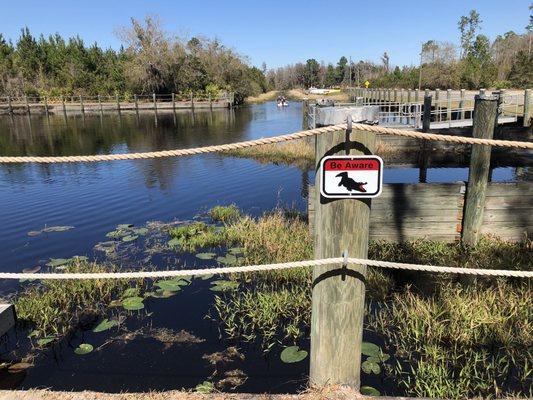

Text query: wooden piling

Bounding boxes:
[414,89,419,103]
[462,94,499,246]
[172,93,176,112]
[434,89,440,122]
[393,88,398,103]
[24,95,30,114]
[7,96,12,115]
[79,95,85,115]
[153,93,157,112]
[422,95,432,132]
[116,94,121,114]
[190,93,194,111]
[134,94,138,113]
[61,95,66,114]
[524,89,532,127]
[446,89,452,123]
[209,94,213,110]
[98,95,103,114]
[44,96,49,117]
[459,89,466,120]
[310,119,374,389]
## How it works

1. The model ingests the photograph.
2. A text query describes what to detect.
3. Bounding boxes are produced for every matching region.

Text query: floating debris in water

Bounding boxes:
[203,346,244,366]
[216,369,248,390]
[22,266,41,274]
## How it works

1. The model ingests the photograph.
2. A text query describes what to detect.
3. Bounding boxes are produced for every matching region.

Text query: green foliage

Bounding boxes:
[0,19,267,101]
[168,221,226,252]
[15,260,133,341]
[208,205,241,223]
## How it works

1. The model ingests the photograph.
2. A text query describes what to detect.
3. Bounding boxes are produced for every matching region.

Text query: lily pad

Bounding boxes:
[150,289,179,298]
[368,353,390,363]
[27,230,42,237]
[74,343,93,355]
[210,280,239,292]
[228,247,244,255]
[92,318,118,333]
[167,237,181,247]
[196,252,216,260]
[154,280,183,291]
[122,296,145,311]
[122,287,140,298]
[280,346,308,363]
[361,341,381,357]
[42,225,74,233]
[71,255,88,262]
[117,224,134,229]
[36,337,55,346]
[22,266,41,274]
[216,254,238,265]
[198,273,214,280]
[122,235,138,242]
[134,228,148,235]
[360,386,380,396]
[362,360,381,375]
[46,258,70,267]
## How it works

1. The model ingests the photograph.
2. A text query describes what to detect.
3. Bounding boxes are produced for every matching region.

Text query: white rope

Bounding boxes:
[4,257,531,280]
[0,123,531,163]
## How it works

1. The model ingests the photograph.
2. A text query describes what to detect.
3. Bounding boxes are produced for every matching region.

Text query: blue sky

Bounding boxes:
[1,0,530,69]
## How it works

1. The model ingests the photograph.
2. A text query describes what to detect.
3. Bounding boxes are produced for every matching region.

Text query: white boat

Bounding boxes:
[277,101,289,107]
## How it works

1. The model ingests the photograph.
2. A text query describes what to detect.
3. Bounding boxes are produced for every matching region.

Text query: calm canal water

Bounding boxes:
[0,102,529,393]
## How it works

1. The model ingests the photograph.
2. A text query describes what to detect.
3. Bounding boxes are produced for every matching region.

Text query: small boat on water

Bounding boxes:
[277,96,289,107]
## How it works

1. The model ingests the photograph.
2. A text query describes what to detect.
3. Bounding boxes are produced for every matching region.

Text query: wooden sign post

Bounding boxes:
[310,119,375,389]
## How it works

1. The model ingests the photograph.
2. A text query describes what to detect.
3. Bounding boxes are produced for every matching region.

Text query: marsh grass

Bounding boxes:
[221,138,397,170]
[368,281,532,399]
[15,261,135,343]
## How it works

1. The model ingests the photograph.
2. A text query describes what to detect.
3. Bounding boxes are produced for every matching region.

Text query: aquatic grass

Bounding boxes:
[222,139,315,169]
[208,205,241,223]
[168,222,226,252]
[368,281,532,398]
[15,260,136,342]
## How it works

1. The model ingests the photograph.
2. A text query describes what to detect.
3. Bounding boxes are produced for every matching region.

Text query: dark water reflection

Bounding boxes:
[0,103,530,394]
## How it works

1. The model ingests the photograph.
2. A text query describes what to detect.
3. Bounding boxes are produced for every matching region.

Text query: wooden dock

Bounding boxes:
[309,182,532,242]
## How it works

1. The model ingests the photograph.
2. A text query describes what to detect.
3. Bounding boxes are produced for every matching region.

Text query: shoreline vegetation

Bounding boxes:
[11,205,532,398]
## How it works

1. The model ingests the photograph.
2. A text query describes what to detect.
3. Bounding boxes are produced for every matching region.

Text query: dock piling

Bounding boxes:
[524,89,532,127]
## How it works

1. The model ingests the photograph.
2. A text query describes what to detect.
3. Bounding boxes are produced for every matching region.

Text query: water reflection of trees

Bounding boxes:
[0,108,253,186]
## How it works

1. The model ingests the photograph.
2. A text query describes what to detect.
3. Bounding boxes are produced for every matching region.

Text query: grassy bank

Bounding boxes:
[194,206,532,399]
[222,138,395,169]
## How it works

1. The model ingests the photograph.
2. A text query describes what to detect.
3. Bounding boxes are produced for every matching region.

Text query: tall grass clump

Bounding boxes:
[15,260,133,342]
[368,281,532,399]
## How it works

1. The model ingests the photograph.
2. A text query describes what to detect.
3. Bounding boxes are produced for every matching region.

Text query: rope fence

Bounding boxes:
[0,123,531,163]
[2,257,531,280]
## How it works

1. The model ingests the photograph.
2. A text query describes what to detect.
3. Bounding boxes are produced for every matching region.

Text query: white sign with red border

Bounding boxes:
[320,155,383,199]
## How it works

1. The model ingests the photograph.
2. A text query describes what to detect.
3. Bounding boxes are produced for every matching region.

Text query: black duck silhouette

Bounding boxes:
[336,172,367,192]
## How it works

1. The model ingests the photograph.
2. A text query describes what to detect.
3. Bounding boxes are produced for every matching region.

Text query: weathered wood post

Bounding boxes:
[7,96,12,115]
[302,99,309,129]
[459,89,466,120]
[310,119,374,389]
[190,92,194,111]
[172,93,176,112]
[44,96,49,117]
[414,88,420,103]
[434,89,440,122]
[61,95,66,114]
[393,88,398,103]
[134,94,138,114]
[24,95,30,114]
[462,93,499,246]
[79,95,85,115]
[524,89,532,127]
[116,94,121,114]
[209,94,213,110]
[446,89,452,124]
[98,95,103,114]
[422,95,432,132]
[153,93,157,112]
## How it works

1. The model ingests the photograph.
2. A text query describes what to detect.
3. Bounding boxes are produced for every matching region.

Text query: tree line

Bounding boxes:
[268,7,532,90]
[0,16,268,104]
